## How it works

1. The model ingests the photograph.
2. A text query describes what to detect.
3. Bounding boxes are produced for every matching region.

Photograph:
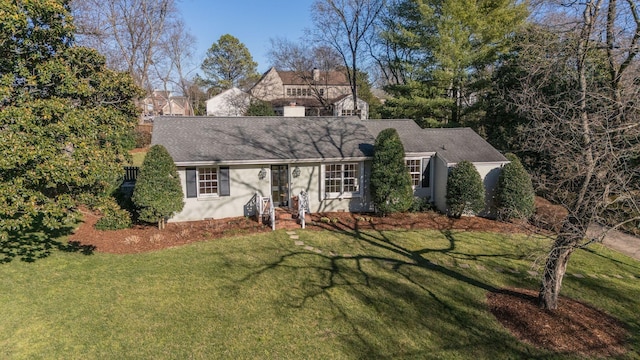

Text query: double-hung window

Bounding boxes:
[406,159,422,188]
[186,167,230,198]
[324,163,361,198]
[198,167,218,196]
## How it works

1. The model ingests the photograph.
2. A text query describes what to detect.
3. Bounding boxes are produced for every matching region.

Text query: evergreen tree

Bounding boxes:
[245,99,275,116]
[201,34,259,92]
[132,145,184,229]
[446,161,485,218]
[370,128,413,215]
[0,1,141,260]
[376,0,527,126]
[495,153,535,221]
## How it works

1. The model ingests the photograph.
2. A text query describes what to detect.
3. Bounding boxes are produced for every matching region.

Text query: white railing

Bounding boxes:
[298,190,310,229]
[256,193,275,231]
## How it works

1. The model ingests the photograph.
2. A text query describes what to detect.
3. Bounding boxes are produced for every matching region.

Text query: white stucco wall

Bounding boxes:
[334,96,369,119]
[169,161,374,222]
[170,165,271,222]
[432,156,508,217]
[205,88,250,116]
[433,156,450,213]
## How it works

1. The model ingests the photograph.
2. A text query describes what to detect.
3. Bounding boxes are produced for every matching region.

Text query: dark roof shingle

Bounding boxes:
[152,116,374,164]
[152,117,507,165]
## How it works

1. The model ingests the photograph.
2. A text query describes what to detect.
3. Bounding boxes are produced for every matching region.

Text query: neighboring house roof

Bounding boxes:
[269,98,325,108]
[152,116,374,165]
[152,116,506,165]
[278,69,349,86]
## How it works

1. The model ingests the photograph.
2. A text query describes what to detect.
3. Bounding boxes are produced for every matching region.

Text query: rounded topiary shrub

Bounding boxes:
[95,197,132,230]
[132,144,184,229]
[495,153,535,221]
[370,128,414,215]
[446,160,485,218]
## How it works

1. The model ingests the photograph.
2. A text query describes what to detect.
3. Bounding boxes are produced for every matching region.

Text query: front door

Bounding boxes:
[271,165,289,206]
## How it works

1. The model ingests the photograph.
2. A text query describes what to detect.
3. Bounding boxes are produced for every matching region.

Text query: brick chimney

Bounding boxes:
[312,68,320,82]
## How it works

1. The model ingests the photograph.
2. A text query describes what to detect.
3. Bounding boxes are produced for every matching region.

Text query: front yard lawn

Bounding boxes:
[1,229,638,359]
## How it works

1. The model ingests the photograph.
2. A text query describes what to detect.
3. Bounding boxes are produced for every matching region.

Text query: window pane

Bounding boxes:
[198,167,218,195]
[406,159,421,187]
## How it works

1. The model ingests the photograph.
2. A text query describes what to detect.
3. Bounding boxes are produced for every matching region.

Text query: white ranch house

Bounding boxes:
[151,116,509,222]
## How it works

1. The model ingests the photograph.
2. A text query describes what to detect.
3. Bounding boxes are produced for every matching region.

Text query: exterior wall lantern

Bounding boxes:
[258,167,267,180]
[292,166,301,178]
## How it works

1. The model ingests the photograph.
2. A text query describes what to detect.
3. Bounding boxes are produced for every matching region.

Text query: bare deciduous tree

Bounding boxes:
[267,37,342,108]
[311,0,386,114]
[510,0,640,310]
[72,0,180,92]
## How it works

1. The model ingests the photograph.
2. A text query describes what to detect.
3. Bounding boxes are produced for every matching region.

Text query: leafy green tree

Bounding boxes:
[132,145,184,229]
[201,34,259,92]
[245,99,275,116]
[370,128,413,215]
[495,153,534,221]
[0,0,141,261]
[376,0,527,126]
[446,161,485,218]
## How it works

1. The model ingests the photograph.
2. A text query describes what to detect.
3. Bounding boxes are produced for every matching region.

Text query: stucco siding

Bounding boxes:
[170,165,271,222]
[432,158,507,217]
[474,162,508,218]
[433,155,450,213]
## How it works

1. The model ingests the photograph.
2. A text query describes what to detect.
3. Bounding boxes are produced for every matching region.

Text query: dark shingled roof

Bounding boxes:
[363,120,507,163]
[419,128,508,163]
[362,120,425,153]
[151,116,374,164]
[152,117,507,165]
[278,70,349,86]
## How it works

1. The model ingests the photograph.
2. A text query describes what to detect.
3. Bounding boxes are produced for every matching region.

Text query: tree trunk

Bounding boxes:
[538,216,585,310]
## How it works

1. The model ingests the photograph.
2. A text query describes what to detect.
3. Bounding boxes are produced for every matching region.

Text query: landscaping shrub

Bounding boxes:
[495,153,535,221]
[446,160,485,218]
[95,197,132,230]
[132,145,184,229]
[370,128,413,215]
[409,196,433,213]
[245,99,275,116]
[135,128,152,148]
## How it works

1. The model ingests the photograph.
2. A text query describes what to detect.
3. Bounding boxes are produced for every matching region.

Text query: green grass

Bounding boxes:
[1,228,639,359]
[129,150,147,167]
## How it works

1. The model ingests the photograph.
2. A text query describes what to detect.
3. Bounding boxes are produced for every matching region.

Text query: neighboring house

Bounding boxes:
[151,116,508,222]
[141,90,193,118]
[205,87,251,116]
[250,67,369,118]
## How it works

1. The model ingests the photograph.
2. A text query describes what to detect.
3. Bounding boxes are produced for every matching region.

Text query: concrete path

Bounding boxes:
[588,224,640,261]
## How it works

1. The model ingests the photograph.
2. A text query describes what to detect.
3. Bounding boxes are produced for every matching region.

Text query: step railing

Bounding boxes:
[298,190,310,229]
[256,193,275,231]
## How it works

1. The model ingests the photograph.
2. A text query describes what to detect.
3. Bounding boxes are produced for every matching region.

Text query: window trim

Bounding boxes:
[322,162,364,199]
[406,158,423,189]
[197,166,219,198]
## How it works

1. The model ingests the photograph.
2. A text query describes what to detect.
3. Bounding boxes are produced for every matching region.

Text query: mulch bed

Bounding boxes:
[68,208,630,358]
[487,288,628,358]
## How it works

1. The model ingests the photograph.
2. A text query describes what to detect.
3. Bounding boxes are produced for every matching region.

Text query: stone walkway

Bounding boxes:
[285,230,640,281]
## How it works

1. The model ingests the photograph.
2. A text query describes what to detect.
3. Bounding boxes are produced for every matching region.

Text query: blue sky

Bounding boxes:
[177,0,316,73]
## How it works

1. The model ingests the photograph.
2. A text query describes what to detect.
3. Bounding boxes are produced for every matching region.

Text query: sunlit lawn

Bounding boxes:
[1,228,639,359]
[129,149,147,167]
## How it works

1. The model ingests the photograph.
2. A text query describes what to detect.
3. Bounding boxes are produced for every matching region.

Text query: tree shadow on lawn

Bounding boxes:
[1,219,96,263]
[227,220,563,358]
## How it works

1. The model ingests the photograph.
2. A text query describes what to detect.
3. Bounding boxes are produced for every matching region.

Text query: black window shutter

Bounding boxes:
[186,168,197,198]
[421,158,431,188]
[219,167,230,196]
